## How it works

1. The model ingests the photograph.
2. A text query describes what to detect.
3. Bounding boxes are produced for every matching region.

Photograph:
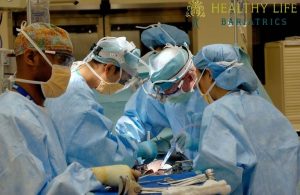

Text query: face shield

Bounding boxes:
[83,37,148,94]
[152,57,194,95]
[142,45,195,102]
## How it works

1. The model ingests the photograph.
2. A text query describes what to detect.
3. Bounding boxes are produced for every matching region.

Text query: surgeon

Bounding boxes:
[0,22,140,194]
[116,23,206,160]
[45,36,157,167]
[193,44,299,195]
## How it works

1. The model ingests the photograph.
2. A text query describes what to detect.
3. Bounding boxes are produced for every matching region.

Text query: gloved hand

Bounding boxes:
[172,132,199,153]
[170,133,187,154]
[136,140,158,163]
[91,165,141,187]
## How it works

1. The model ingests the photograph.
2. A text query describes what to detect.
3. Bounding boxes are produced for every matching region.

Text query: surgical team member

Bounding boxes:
[193,44,299,195]
[0,22,139,194]
[45,36,156,167]
[116,24,206,159]
[138,23,190,51]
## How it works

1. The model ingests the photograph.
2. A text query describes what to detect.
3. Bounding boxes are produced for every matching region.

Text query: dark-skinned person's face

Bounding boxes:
[34,49,73,98]
[27,49,73,83]
[13,23,74,98]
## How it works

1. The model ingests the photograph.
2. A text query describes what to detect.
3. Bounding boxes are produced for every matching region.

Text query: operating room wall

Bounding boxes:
[191,0,253,59]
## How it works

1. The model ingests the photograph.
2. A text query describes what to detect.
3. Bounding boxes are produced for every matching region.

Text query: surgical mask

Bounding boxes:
[198,86,214,104]
[10,24,71,98]
[197,69,216,104]
[166,77,195,103]
[143,77,195,104]
[11,65,71,98]
[85,62,124,95]
[41,65,71,97]
[166,89,193,104]
[96,79,124,95]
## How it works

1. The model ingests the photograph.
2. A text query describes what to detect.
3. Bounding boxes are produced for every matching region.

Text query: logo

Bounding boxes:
[186,0,206,28]
[186,0,206,17]
[213,2,297,26]
[186,1,298,27]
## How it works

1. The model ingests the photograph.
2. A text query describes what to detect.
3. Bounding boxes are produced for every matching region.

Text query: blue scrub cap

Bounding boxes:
[139,23,190,50]
[84,37,141,76]
[146,45,192,91]
[193,44,258,92]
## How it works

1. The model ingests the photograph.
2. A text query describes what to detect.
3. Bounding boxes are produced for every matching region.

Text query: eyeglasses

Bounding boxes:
[119,70,132,85]
[45,50,75,67]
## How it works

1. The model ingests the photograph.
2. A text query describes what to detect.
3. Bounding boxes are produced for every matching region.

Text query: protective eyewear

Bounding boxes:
[45,50,75,67]
[141,63,195,102]
[87,39,141,77]
[119,70,132,85]
[152,49,194,94]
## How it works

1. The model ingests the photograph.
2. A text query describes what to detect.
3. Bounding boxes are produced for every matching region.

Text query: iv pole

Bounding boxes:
[234,0,238,46]
[27,0,32,24]
[230,0,247,47]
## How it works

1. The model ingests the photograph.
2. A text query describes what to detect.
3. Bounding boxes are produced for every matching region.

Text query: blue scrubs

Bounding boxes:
[45,71,137,168]
[193,90,299,195]
[116,81,207,159]
[0,92,103,194]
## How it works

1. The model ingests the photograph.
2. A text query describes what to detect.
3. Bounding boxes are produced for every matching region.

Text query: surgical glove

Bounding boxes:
[136,140,158,163]
[91,165,140,187]
[173,133,198,153]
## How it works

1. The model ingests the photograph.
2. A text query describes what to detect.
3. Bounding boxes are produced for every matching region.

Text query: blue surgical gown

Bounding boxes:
[115,81,207,159]
[193,90,300,195]
[0,92,103,194]
[45,71,137,168]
